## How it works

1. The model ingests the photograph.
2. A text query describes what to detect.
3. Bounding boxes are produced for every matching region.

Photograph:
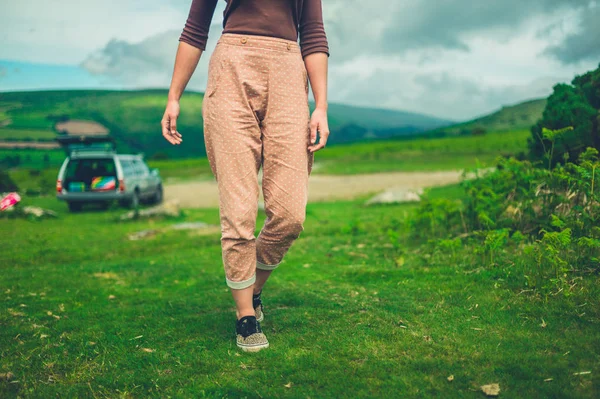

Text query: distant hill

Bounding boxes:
[429,98,547,136]
[0,89,452,159]
[324,102,452,143]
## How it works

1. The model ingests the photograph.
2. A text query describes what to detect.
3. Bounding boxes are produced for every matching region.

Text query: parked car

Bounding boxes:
[55,135,163,212]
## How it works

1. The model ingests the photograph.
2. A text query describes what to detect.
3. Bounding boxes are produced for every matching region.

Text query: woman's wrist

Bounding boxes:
[168,92,181,102]
[315,102,328,111]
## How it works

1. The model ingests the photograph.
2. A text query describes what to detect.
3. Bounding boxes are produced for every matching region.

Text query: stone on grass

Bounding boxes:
[171,222,210,230]
[481,383,500,397]
[365,187,423,205]
[128,229,161,240]
[23,206,58,218]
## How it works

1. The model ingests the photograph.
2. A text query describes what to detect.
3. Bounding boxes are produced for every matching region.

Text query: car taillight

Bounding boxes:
[56,180,63,194]
[119,179,125,192]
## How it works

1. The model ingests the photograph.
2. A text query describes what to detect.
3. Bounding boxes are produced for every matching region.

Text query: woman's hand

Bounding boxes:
[161,99,182,145]
[161,42,203,146]
[308,107,329,152]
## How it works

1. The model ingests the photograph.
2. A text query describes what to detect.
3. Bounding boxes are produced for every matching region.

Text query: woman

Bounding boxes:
[161,0,330,352]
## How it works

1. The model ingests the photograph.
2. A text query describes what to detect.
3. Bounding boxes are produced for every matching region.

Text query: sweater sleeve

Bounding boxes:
[179,0,219,51]
[299,0,330,58]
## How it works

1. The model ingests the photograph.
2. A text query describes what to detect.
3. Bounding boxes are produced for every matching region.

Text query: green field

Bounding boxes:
[4,129,530,189]
[2,85,598,397]
[0,128,58,141]
[1,183,598,398]
[314,129,529,174]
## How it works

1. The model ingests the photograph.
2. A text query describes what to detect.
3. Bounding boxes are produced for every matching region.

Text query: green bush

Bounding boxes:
[406,131,599,295]
[0,169,18,192]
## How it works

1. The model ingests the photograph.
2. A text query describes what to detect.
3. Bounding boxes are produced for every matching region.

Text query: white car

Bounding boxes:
[55,136,163,212]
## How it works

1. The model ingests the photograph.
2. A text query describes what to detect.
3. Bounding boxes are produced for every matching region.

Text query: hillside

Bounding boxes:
[429,98,547,136]
[0,89,452,159]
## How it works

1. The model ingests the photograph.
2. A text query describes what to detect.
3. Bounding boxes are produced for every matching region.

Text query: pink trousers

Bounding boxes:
[202,33,314,289]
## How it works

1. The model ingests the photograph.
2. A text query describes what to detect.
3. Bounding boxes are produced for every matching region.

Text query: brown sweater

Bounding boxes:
[179,0,329,58]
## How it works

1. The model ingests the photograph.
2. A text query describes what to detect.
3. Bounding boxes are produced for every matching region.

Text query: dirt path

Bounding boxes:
[164,168,491,209]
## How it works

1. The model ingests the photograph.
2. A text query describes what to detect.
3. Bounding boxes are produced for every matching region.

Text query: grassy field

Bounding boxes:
[1,183,598,398]
[0,128,58,141]
[5,129,530,189]
[313,129,530,174]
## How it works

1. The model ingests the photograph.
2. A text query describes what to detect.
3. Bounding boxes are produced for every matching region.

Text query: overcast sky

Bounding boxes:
[1,0,599,120]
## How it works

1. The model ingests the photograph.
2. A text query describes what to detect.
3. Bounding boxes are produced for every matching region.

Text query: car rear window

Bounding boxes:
[64,158,117,192]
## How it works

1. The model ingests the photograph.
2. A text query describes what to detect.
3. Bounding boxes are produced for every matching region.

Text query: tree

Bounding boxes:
[528,63,600,168]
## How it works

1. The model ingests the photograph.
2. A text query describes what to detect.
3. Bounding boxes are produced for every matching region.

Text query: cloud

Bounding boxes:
[545,2,600,63]
[321,0,589,62]
[80,23,224,90]
[5,0,600,120]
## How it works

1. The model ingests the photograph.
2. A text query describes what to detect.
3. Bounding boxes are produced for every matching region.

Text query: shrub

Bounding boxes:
[405,129,599,295]
[0,169,18,192]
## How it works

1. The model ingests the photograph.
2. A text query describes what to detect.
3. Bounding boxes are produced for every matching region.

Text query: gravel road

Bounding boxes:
[163,168,490,209]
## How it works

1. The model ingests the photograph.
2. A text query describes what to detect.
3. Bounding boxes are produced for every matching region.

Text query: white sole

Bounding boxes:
[238,342,269,352]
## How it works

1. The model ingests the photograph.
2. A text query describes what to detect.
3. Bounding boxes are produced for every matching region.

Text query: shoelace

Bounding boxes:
[237,316,261,337]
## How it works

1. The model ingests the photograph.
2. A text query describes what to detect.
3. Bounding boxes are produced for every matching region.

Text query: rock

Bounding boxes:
[365,187,424,205]
[128,229,161,240]
[171,222,211,230]
[481,383,500,397]
[23,206,58,218]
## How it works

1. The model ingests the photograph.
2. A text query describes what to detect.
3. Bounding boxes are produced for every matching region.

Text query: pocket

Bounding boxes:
[302,66,309,95]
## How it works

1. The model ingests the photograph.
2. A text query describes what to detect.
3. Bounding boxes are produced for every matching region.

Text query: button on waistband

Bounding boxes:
[286,43,292,50]
[240,37,248,44]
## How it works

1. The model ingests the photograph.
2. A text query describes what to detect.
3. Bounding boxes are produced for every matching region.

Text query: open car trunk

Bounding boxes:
[63,158,118,192]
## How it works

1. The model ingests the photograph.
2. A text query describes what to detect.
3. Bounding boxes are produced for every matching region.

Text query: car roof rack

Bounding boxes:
[55,135,117,156]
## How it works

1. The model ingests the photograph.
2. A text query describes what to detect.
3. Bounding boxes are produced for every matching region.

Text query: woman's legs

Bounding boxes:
[203,33,312,326]
[254,269,273,295]
[230,286,255,319]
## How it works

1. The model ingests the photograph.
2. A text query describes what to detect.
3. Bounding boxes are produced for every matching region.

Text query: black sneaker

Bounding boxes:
[253,290,264,322]
[236,315,269,352]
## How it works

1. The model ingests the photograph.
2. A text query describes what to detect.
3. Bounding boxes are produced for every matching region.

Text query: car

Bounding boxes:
[55,135,163,212]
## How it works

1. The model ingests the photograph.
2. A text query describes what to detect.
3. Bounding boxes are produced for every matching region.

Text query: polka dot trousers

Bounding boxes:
[202,33,314,290]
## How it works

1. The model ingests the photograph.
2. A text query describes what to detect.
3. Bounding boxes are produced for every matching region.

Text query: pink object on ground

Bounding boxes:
[1,192,21,211]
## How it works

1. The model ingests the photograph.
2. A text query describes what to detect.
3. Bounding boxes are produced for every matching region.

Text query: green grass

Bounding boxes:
[1,185,598,398]
[314,129,530,174]
[0,128,57,141]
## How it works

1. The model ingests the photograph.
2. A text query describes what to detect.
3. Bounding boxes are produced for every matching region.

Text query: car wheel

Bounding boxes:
[68,202,83,212]
[153,185,163,204]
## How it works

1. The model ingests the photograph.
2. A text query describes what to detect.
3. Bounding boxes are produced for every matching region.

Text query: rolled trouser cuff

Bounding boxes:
[256,260,281,271]
[226,273,256,290]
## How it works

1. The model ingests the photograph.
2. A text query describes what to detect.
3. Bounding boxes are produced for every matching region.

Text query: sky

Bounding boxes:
[0,0,599,120]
